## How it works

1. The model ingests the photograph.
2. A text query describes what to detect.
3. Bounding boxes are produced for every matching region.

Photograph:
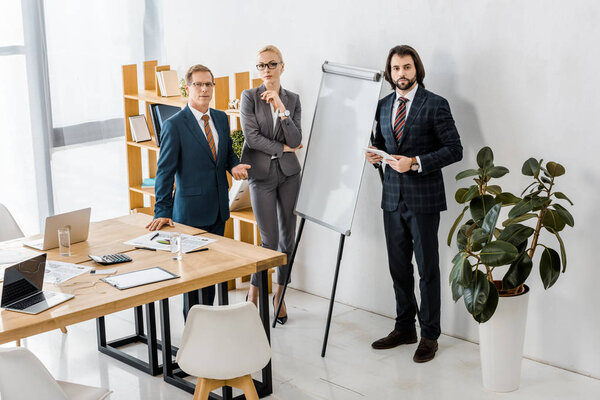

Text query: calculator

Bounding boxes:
[89,254,132,265]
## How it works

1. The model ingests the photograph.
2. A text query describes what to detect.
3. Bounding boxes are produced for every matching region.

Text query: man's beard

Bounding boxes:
[395,76,417,91]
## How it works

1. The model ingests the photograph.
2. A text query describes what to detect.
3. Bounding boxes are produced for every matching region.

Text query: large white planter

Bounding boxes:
[479,284,530,392]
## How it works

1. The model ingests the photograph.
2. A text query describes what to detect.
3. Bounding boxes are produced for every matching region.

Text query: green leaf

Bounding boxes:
[532,196,550,211]
[480,240,519,266]
[463,270,490,316]
[481,203,502,242]
[502,213,538,227]
[541,176,552,184]
[546,228,567,272]
[509,196,547,218]
[543,209,566,232]
[552,203,575,227]
[495,192,521,205]
[447,206,469,246]
[520,181,538,196]
[451,279,464,302]
[487,166,509,178]
[457,224,469,250]
[477,147,494,169]
[522,158,539,177]
[554,192,574,205]
[470,195,497,222]
[540,247,561,289]
[502,252,533,290]
[497,224,534,246]
[459,258,472,287]
[546,161,566,177]
[474,282,499,323]
[486,185,502,195]
[449,252,467,284]
[455,169,480,181]
[455,185,479,204]
[471,228,489,246]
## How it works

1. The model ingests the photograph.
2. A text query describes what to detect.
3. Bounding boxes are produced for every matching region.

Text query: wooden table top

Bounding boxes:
[0,214,285,344]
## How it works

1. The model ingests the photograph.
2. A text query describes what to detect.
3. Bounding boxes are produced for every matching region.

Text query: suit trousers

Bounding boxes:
[182,217,226,320]
[383,198,441,340]
[249,158,300,287]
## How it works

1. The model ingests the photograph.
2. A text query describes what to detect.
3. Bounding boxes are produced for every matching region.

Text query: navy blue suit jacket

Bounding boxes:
[373,86,463,213]
[154,105,240,227]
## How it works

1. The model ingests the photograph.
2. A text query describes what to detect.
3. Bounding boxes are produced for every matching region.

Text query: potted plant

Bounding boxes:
[447,146,574,392]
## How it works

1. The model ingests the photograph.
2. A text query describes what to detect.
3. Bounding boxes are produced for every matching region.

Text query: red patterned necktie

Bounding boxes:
[393,97,409,141]
[201,114,217,160]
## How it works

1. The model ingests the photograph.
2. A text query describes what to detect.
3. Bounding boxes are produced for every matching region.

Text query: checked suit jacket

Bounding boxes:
[153,105,240,227]
[373,86,463,214]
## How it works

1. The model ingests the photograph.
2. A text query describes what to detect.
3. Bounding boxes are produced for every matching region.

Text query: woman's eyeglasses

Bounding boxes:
[256,61,282,71]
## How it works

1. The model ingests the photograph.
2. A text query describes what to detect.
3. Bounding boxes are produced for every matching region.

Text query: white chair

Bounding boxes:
[0,202,24,242]
[176,302,272,400]
[0,347,111,400]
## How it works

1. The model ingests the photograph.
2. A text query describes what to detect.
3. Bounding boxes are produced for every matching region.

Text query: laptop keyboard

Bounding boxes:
[9,292,55,310]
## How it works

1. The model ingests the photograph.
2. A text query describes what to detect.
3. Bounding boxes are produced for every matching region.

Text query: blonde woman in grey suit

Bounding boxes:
[240,45,303,324]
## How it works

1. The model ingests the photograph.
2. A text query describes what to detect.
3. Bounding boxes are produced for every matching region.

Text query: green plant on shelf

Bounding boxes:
[179,78,188,97]
[447,146,574,322]
[231,130,244,159]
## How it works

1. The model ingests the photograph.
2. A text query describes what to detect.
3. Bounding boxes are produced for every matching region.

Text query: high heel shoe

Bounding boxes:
[272,297,288,325]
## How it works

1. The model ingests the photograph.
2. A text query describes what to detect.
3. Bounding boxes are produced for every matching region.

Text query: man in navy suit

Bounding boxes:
[147,64,250,312]
[366,45,462,362]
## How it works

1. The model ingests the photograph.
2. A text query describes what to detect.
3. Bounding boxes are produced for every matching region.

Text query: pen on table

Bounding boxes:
[186,248,209,254]
[150,232,159,240]
[135,246,156,251]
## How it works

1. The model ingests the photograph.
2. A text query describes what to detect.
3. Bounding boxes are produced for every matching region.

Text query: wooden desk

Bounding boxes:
[0,214,285,399]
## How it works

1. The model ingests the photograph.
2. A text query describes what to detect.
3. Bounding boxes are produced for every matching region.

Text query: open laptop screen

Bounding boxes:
[1,254,46,307]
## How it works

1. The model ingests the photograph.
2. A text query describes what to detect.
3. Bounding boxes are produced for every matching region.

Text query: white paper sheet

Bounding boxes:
[44,260,92,285]
[124,232,216,253]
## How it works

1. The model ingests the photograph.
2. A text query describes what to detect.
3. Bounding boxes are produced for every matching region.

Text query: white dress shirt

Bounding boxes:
[189,104,219,155]
[270,103,279,159]
[391,84,421,172]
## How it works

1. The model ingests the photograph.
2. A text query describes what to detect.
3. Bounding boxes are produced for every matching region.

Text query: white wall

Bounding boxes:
[162,0,600,377]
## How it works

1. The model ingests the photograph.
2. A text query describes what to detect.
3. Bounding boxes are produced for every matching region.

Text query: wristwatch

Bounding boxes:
[410,157,420,172]
[278,109,290,118]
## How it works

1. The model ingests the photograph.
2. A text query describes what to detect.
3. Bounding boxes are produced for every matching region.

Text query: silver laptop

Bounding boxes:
[23,208,91,251]
[1,254,74,314]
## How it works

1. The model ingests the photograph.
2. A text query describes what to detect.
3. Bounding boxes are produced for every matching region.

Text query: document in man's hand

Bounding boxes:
[101,267,179,290]
[364,147,395,163]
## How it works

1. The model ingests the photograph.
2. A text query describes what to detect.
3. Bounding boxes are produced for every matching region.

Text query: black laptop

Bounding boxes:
[1,254,74,314]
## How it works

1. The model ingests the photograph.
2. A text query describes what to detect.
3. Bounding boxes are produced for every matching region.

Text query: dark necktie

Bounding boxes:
[393,97,409,141]
[201,114,217,160]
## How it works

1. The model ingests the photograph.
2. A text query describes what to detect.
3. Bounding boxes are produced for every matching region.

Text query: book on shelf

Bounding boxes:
[156,70,180,97]
[152,104,181,146]
[141,178,155,188]
[128,115,152,142]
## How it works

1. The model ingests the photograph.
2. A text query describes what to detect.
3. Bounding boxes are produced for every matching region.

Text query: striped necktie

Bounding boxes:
[201,114,217,160]
[393,97,409,141]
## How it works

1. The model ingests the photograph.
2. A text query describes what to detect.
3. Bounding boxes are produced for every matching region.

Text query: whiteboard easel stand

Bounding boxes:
[273,62,384,358]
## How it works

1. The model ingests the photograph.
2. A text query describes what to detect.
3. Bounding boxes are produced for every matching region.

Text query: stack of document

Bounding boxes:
[124,232,216,253]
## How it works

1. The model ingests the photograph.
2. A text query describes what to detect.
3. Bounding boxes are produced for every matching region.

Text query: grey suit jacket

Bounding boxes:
[240,85,302,180]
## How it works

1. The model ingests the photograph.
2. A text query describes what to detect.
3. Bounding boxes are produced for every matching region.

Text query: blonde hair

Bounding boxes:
[257,45,284,63]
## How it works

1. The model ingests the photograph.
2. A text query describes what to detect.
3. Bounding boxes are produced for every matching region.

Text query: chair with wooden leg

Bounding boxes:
[0,203,68,346]
[176,302,272,400]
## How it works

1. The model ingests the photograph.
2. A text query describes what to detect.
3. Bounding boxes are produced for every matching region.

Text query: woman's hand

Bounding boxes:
[261,90,285,112]
[283,143,303,152]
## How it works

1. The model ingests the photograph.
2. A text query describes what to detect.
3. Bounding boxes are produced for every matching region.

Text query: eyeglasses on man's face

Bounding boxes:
[190,81,215,89]
[256,61,282,71]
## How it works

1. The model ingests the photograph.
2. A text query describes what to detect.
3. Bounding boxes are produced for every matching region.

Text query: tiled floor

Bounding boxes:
[5,287,600,399]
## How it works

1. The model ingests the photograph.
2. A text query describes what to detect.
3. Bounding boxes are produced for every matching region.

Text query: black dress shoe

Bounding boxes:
[413,338,438,363]
[371,330,417,349]
[272,297,288,325]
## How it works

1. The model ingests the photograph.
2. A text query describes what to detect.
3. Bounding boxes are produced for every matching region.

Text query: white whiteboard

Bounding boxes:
[295,62,383,236]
